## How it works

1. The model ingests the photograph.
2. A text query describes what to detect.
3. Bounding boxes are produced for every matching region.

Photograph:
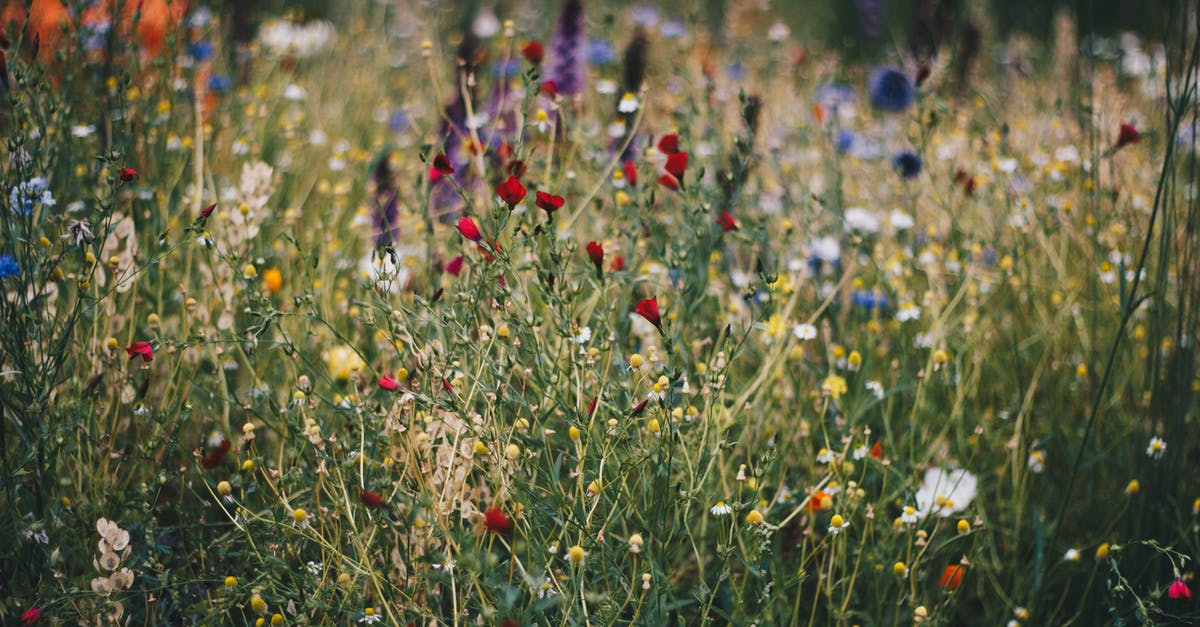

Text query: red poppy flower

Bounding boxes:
[586,241,604,274]
[540,81,559,98]
[1117,123,1140,148]
[432,153,455,177]
[378,376,401,391]
[200,203,216,218]
[657,133,680,155]
[20,606,43,626]
[359,490,388,509]
[536,191,565,215]
[119,167,138,182]
[635,297,662,331]
[717,211,738,232]
[938,564,965,590]
[521,41,544,65]
[623,160,638,186]
[496,175,527,206]
[456,216,483,242]
[124,341,154,363]
[665,152,689,180]
[483,507,513,534]
[870,441,883,459]
[808,490,831,511]
[201,439,231,469]
[444,255,464,276]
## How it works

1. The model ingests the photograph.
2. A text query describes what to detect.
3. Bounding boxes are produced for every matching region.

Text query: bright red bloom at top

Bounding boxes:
[1169,577,1192,601]
[432,154,455,176]
[119,167,138,182]
[20,606,43,626]
[586,241,604,274]
[521,41,544,65]
[378,376,401,391]
[359,490,388,509]
[1117,123,1141,148]
[623,160,638,186]
[610,255,625,272]
[664,152,689,180]
[535,191,565,215]
[456,216,483,242]
[635,297,662,331]
[717,211,738,232]
[496,176,527,206]
[657,133,680,155]
[657,174,680,190]
[125,341,153,363]
[540,81,559,98]
[483,507,513,535]
[870,441,883,459]
[938,564,965,590]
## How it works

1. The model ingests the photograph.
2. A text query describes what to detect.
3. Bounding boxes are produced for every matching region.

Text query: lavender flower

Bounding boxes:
[370,155,400,247]
[548,0,587,97]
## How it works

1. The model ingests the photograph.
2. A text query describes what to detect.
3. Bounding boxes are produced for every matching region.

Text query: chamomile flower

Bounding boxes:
[793,323,818,340]
[571,325,593,344]
[900,505,921,524]
[1146,436,1166,459]
[866,380,885,399]
[828,514,849,534]
[1027,450,1046,474]
[358,607,382,624]
[710,501,733,516]
[816,448,836,464]
[618,93,640,113]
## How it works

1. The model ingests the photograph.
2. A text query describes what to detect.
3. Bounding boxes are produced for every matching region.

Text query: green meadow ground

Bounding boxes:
[1,1,1198,625]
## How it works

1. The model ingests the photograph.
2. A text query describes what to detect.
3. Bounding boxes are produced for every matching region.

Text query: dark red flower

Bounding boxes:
[483,507,513,534]
[201,439,231,469]
[496,175,527,206]
[119,167,138,182]
[456,216,483,242]
[521,41,544,65]
[200,203,216,218]
[630,399,649,417]
[540,81,559,98]
[378,376,401,391]
[499,619,519,627]
[586,241,604,274]
[938,565,965,590]
[444,255,464,276]
[1117,123,1140,148]
[717,211,738,232]
[657,174,680,190]
[506,158,527,179]
[623,160,638,186]
[442,378,454,392]
[635,297,662,331]
[432,153,455,176]
[587,396,597,416]
[657,133,680,155]
[536,191,565,215]
[915,65,931,87]
[20,606,43,626]
[359,490,388,509]
[664,152,689,180]
[610,255,625,272]
[124,341,154,363]
[1168,577,1192,601]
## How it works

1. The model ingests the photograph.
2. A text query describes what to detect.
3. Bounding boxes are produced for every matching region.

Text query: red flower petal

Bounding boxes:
[124,341,154,363]
[535,191,565,214]
[456,216,483,242]
[483,507,513,534]
[657,133,680,155]
[496,175,527,206]
[521,41,544,65]
[635,297,662,330]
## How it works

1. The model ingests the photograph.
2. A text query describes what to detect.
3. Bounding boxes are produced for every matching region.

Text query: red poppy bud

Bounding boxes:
[657,133,680,155]
[444,255,464,276]
[717,211,738,232]
[915,65,931,87]
[124,341,154,363]
[586,241,604,275]
[456,216,483,242]
[432,154,455,176]
[664,152,689,180]
[378,376,401,391]
[587,396,597,416]
[119,168,138,182]
[521,41,544,65]
[200,203,216,218]
[1117,123,1140,148]
[938,565,965,590]
[540,81,559,98]
[496,175,527,206]
[635,297,662,331]
[657,174,679,190]
[483,507,513,534]
[20,606,43,626]
[359,490,387,509]
[623,160,638,186]
[535,191,565,215]
[630,399,649,417]
[610,255,625,272]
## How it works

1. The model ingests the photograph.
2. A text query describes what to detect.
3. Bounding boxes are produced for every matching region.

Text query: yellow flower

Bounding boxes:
[957,519,970,534]
[1125,480,1140,495]
[1095,543,1110,561]
[217,481,232,497]
[822,375,848,400]
[567,545,586,565]
[893,562,908,577]
[325,346,366,381]
[745,509,765,526]
[249,594,267,615]
[224,576,238,587]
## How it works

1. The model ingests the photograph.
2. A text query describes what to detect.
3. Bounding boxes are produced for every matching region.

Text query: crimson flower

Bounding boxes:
[432,153,455,176]
[119,167,138,182]
[124,341,154,363]
[483,507,513,535]
[870,441,883,459]
[521,41,544,65]
[665,152,689,180]
[359,490,388,509]
[456,216,483,242]
[444,255,464,276]
[586,241,604,276]
[378,376,401,391]
[20,606,43,626]
[200,203,216,218]
[630,399,649,417]
[623,160,638,186]
[540,81,559,98]
[535,191,565,215]
[1169,577,1192,601]
[717,211,738,232]
[635,297,662,331]
[496,175,527,206]
[657,174,680,190]
[937,565,965,590]
[657,133,680,155]
[1117,122,1141,148]
[587,396,597,416]
[610,255,625,272]
[201,438,231,469]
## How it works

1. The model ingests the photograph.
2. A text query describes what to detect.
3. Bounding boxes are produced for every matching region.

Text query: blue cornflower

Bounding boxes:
[188,40,215,62]
[9,178,55,215]
[868,67,915,113]
[586,39,616,65]
[728,61,747,82]
[852,290,889,311]
[388,109,410,133]
[491,59,522,79]
[207,74,232,92]
[893,151,922,179]
[815,83,856,108]
[836,129,856,153]
[0,254,18,280]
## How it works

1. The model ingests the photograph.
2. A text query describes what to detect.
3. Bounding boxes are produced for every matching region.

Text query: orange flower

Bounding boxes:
[808,490,832,512]
[938,564,965,590]
[262,268,283,294]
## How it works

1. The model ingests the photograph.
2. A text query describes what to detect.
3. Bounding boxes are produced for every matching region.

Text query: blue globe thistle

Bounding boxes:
[893,151,922,179]
[868,67,915,113]
[0,254,18,280]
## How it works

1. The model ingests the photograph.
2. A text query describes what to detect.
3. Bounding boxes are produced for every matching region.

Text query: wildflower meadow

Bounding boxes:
[2,0,1199,624]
